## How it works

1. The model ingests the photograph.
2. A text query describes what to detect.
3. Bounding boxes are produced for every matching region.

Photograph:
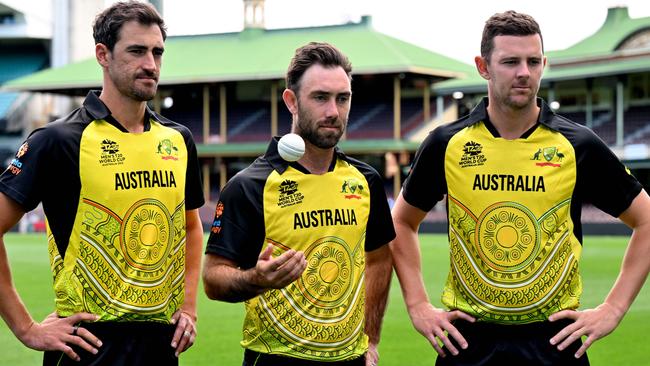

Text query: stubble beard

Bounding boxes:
[296,107,346,149]
[110,68,158,102]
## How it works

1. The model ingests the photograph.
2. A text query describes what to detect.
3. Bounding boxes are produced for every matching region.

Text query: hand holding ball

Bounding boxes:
[277,133,305,162]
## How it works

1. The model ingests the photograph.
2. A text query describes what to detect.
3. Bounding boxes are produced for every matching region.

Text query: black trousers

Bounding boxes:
[43,321,178,366]
[435,319,590,366]
[243,349,366,366]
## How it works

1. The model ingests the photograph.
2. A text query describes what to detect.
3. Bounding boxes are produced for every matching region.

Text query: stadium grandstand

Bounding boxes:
[0,2,49,169]
[3,1,649,234]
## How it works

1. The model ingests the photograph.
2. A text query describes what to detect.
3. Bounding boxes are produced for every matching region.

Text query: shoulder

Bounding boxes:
[546,114,606,149]
[342,156,381,180]
[153,112,195,142]
[221,157,274,197]
[27,108,88,144]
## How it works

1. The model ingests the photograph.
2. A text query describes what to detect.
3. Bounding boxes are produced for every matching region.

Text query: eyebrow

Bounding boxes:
[310,90,352,96]
[125,44,165,53]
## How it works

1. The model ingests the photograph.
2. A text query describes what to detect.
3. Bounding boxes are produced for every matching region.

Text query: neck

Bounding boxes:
[297,143,335,175]
[99,88,148,133]
[486,101,540,140]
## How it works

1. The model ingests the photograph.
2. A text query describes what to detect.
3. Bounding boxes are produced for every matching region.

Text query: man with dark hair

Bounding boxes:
[0,1,204,365]
[202,41,395,366]
[390,10,650,366]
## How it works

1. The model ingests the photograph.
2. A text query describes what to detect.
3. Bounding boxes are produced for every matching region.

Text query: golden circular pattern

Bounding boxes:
[120,199,172,271]
[476,202,540,272]
[298,237,353,309]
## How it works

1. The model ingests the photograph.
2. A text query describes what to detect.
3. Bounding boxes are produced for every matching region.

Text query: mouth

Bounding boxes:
[136,75,158,83]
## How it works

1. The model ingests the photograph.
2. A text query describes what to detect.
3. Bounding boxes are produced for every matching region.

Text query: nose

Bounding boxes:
[516,63,530,79]
[324,98,339,119]
[141,51,157,72]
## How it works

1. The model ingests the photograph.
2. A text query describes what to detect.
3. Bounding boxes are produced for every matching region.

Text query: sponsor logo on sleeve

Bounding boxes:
[7,143,29,175]
[211,201,224,234]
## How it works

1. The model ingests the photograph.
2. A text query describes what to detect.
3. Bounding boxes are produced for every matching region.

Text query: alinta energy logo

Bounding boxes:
[340,178,364,199]
[277,179,304,208]
[99,139,125,166]
[8,142,28,175]
[211,201,224,234]
[157,139,178,161]
[459,141,487,168]
[531,147,564,167]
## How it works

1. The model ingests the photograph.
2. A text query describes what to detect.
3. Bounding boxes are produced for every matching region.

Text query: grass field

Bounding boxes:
[2,233,648,365]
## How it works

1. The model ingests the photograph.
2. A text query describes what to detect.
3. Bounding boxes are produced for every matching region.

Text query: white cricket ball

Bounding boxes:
[277,133,305,162]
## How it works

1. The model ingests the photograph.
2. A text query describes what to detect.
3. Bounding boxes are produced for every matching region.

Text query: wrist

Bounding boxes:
[244,268,268,294]
[14,320,36,344]
[601,301,626,320]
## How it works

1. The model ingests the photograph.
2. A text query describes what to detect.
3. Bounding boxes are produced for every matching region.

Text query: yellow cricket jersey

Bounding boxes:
[0,91,204,322]
[206,138,395,361]
[403,98,641,324]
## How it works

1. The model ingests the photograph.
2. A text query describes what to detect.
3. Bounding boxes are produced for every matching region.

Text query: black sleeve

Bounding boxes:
[205,170,266,269]
[361,165,396,252]
[181,129,205,210]
[402,127,450,212]
[575,130,642,217]
[0,127,55,211]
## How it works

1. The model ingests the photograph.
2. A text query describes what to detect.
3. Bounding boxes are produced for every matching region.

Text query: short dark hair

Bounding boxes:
[93,1,167,51]
[286,42,352,95]
[481,10,543,61]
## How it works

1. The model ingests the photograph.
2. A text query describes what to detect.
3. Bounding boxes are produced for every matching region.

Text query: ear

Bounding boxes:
[475,56,490,80]
[282,88,298,115]
[543,55,547,68]
[95,43,110,68]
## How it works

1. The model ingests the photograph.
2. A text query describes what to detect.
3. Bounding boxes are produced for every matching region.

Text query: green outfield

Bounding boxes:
[1,233,648,365]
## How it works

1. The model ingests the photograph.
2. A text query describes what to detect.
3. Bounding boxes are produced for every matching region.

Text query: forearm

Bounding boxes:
[605,191,650,317]
[389,222,431,308]
[202,257,266,303]
[603,228,650,316]
[364,245,393,344]
[0,238,35,341]
[181,210,203,318]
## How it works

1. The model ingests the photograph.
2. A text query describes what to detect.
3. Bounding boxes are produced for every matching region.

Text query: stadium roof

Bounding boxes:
[434,6,650,95]
[3,16,474,94]
[546,7,650,61]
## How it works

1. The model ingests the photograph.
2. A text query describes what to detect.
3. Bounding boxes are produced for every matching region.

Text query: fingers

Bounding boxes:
[64,329,100,357]
[258,244,274,260]
[73,326,103,351]
[548,309,577,322]
[257,249,307,288]
[550,319,580,347]
[448,310,476,323]
[59,344,82,362]
[171,311,196,357]
[574,336,594,358]
[411,307,472,357]
[424,333,446,357]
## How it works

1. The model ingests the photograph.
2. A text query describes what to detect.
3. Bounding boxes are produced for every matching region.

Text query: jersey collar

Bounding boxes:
[265,136,348,175]
[467,97,561,134]
[83,90,159,132]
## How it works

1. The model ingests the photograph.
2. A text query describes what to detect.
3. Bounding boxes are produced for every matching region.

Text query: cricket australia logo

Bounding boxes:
[531,146,564,167]
[459,141,487,168]
[157,139,179,161]
[99,139,125,166]
[277,179,304,208]
[341,178,364,199]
